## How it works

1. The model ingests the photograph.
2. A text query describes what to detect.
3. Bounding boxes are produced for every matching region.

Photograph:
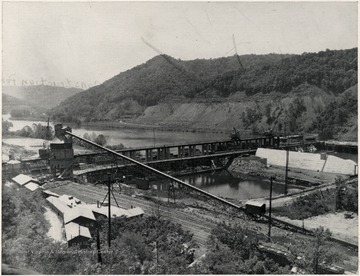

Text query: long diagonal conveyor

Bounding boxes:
[59,127,242,211]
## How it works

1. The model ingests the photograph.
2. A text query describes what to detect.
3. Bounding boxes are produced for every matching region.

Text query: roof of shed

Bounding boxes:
[7,160,21,165]
[46,196,70,214]
[245,200,266,207]
[58,194,82,207]
[127,207,145,217]
[43,190,60,198]
[65,222,91,241]
[63,206,96,224]
[24,182,40,191]
[12,174,36,185]
[81,204,144,218]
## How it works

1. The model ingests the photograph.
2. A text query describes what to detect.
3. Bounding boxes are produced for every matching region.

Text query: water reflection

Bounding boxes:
[175,170,301,200]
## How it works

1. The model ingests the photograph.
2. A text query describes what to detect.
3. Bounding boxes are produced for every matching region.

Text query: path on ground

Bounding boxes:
[43,206,65,243]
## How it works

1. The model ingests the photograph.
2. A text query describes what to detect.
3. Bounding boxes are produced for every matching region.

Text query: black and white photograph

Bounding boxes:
[1,1,358,274]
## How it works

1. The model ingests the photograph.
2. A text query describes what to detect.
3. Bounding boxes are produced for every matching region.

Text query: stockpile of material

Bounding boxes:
[256,148,357,175]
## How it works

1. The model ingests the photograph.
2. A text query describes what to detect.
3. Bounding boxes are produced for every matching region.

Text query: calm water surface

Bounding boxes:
[176,170,301,200]
[4,115,227,148]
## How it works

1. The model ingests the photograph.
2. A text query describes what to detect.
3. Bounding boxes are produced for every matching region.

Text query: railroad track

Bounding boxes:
[50,183,213,247]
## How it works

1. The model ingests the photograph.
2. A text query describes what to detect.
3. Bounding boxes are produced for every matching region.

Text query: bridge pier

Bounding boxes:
[165,148,170,159]
[146,149,152,162]
[202,144,206,155]
[178,146,183,158]
[189,145,196,156]
[212,143,218,152]
[130,151,136,159]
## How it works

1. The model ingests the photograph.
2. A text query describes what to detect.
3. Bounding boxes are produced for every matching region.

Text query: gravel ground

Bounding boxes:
[275,212,358,245]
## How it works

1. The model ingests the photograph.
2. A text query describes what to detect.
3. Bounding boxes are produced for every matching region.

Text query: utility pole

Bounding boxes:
[268,176,275,242]
[284,123,289,195]
[96,227,102,264]
[107,173,111,248]
[153,128,156,147]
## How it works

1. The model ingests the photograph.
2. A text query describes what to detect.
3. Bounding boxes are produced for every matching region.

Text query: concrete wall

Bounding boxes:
[256,148,357,175]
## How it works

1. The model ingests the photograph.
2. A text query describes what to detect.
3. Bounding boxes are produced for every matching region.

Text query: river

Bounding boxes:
[2,115,357,200]
[3,114,227,148]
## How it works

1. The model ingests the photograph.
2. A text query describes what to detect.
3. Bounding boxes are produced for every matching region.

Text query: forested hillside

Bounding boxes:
[50,48,357,140]
[2,94,33,114]
[3,85,83,110]
[50,54,289,121]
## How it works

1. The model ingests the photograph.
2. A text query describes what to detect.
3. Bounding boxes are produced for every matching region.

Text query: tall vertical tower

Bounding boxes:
[50,125,74,178]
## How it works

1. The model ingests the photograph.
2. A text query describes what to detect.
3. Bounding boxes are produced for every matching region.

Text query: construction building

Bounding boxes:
[49,143,74,178]
[46,193,144,248]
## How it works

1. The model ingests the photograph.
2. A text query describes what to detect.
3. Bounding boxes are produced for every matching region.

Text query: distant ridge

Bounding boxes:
[2,85,83,109]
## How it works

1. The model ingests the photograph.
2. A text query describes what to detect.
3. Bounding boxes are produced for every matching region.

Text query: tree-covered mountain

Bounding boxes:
[2,85,83,110]
[50,54,290,121]
[2,94,33,114]
[50,48,357,140]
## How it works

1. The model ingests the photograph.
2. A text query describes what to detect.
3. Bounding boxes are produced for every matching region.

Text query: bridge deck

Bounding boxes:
[73,149,256,176]
[74,136,269,157]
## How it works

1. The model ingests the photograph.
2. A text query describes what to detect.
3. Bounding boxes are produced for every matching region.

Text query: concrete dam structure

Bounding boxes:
[256,148,358,176]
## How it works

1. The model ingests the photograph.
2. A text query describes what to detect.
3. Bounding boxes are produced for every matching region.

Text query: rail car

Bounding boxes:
[279,135,304,145]
[278,134,318,147]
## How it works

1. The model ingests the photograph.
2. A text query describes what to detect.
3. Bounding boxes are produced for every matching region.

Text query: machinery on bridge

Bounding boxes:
[230,128,241,141]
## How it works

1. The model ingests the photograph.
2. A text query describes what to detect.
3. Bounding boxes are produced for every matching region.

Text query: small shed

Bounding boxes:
[65,222,91,248]
[245,200,266,216]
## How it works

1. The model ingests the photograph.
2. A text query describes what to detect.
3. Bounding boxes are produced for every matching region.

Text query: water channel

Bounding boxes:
[3,115,357,200]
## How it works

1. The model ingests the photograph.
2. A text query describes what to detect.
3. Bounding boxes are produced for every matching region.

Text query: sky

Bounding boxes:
[2,1,358,88]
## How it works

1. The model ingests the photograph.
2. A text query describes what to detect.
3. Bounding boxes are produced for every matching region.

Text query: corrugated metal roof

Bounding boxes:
[24,182,40,191]
[64,222,91,241]
[12,174,35,185]
[46,196,70,214]
[63,206,96,224]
